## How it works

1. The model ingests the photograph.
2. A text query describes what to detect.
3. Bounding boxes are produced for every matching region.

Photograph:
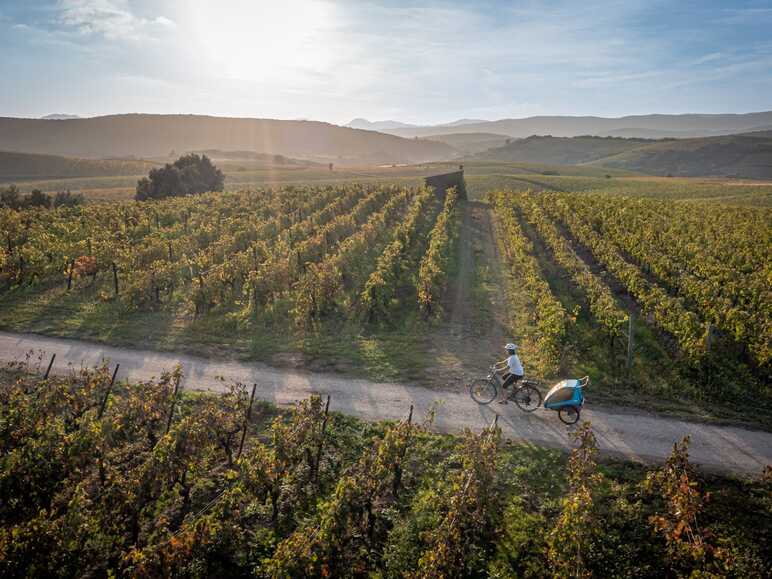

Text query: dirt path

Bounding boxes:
[3,331,770,476]
[426,201,510,389]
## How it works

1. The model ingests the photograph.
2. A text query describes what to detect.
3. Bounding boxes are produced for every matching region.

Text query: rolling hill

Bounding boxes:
[0,114,455,165]
[384,111,772,139]
[186,150,319,166]
[0,151,160,181]
[590,133,772,179]
[474,135,654,165]
[474,133,772,179]
[423,132,511,155]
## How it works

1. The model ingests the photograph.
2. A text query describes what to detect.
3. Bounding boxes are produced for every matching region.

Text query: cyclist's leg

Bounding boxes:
[506,375,525,399]
[498,373,516,403]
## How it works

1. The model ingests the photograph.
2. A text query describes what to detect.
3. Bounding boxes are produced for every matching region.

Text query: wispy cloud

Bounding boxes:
[56,0,175,41]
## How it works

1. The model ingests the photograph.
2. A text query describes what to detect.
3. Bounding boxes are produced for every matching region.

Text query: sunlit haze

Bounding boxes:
[2,0,772,123]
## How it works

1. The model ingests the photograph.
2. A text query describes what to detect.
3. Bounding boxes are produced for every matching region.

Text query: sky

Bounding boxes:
[1,0,771,125]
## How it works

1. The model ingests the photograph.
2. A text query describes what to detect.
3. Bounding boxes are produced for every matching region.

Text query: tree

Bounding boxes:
[52,190,84,208]
[136,154,224,201]
[0,187,79,210]
[26,189,51,209]
[0,185,20,208]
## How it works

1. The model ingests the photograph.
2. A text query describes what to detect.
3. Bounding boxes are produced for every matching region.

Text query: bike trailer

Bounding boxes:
[543,377,587,410]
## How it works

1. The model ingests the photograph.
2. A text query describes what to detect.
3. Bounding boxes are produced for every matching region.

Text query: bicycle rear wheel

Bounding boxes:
[513,384,542,412]
[470,379,497,405]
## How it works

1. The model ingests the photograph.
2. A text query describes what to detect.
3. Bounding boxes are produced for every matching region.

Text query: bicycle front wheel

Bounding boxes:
[470,379,497,405]
[513,384,542,412]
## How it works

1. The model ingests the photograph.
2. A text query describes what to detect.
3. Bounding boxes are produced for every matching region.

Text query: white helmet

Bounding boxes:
[505,343,518,351]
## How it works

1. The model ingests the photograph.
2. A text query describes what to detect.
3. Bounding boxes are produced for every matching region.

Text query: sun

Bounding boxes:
[186,0,335,82]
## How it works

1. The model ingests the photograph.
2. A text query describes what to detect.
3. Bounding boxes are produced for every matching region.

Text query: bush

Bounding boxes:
[0,185,20,208]
[52,190,84,208]
[136,154,224,201]
[25,189,51,208]
[0,186,81,210]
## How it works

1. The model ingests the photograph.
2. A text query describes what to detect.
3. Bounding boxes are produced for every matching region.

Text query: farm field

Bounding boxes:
[0,160,632,201]
[0,163,451,201]
[465,170,772,206]
[0,183,463,385]
[5,155,772,207]
[1,364,769,577]
[1,172,771,427]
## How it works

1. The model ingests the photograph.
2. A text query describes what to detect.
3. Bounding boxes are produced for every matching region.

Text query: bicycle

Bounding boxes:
[469,365,543,412]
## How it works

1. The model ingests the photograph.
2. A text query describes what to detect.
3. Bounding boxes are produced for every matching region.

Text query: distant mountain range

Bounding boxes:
[41,114,81,120]
[0,114,454,165]
[346,118,416,131]
[378,111,772,140]
[346,118,487,131]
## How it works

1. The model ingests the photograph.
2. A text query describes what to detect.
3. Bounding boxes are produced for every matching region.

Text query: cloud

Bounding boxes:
[56,0,175,40]
[153,15,175,29]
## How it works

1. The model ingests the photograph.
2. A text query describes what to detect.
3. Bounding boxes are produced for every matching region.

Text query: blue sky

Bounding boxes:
[1,0,771,124]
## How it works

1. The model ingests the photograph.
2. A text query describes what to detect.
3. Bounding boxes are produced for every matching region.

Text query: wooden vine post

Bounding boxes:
[112,262,119,295]
[67,258,75,290]
[312,394,332,483]
[97,364,120,419]
[236,383,258,461]
[164,368,182,435]
[43,353,56,379]
[392,404,413,498]
[626,314,635,370]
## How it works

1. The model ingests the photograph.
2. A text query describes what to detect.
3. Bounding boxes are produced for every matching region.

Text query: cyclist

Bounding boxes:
[494,343,524,404]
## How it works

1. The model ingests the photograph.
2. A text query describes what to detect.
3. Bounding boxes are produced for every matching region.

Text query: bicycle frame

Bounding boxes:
[487,365,504,387]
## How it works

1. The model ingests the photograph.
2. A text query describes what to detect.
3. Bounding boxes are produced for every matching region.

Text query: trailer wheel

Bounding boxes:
[558,406,580,425]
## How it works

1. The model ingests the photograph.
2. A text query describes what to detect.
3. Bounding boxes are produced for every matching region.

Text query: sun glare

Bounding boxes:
[187,0,335,81]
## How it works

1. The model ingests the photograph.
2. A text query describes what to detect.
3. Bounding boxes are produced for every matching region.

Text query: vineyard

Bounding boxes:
[0,363,768,577]
[0,184,460,337]
[466,172,772,206]
[2,172,771,420]
[491,190,771,413]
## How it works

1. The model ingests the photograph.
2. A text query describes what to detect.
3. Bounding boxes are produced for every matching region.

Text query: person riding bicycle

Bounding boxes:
[493,343,524,404]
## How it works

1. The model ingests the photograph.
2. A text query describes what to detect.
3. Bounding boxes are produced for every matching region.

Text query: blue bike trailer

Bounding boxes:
[544,377,586,410]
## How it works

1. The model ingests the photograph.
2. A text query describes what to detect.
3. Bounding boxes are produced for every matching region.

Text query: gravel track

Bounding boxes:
[1,330,770,475]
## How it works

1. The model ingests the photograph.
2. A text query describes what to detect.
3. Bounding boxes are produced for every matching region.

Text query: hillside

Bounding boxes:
[186,149,318,165]
[385,111,772,139]
[475,135,653,165]
[0,150,159,180]
[0,114,455,165]
[424,132,510,154]
[591,133,772,178]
